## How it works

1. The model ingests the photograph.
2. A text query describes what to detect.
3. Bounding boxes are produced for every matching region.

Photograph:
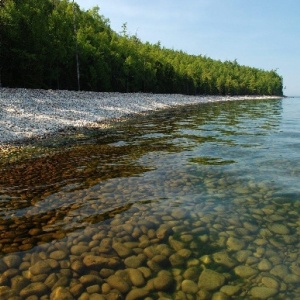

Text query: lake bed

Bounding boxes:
[0,97,299,299]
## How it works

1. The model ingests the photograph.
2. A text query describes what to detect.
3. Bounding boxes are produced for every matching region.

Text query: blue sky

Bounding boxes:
[76,0,300,96]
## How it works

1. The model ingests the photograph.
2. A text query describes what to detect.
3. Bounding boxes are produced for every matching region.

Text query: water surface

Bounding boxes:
[0,97,299,299]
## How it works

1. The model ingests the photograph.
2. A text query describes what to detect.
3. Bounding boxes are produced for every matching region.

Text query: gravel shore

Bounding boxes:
[0,88,281,145]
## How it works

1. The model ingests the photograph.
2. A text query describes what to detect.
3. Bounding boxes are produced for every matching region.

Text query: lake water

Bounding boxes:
[0,97,299,299]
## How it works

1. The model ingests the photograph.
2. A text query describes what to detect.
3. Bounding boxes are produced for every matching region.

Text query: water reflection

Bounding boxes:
[1,98,300,299]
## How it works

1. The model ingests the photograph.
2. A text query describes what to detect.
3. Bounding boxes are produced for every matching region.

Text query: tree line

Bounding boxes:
[0,0,283,95]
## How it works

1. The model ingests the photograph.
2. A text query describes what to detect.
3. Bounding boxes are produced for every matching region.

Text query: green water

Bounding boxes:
[0,98,299,299]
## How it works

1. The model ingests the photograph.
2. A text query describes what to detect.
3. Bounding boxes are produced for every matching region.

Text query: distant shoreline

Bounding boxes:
[0,88,283,147]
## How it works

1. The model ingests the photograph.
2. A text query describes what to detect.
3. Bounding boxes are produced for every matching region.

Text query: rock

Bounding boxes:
[90,294,106,300]
[50,250,68,260]
[156,224,172,240]
[177,248,192,259]
[11,275,30,293]
[268,223,290,235]
[107,275,131,293]
[234,265,258,278]
[127,268,145,287]
[29,261,52,275]
[83,255,120,269]
[261,277,280,289]
[181,279,198,294]
[183,267,200,280]
[69,283,85,297]
[125,288,149,300]
[153,270,174,291]
[198,269,226,291]
[258,259,272,271]
[79,275,103,287]
[270,264,289,279]
[250,287,278,299]
[20,282,48,298]
[226,237,245,251]
[220,285,241,296]
[112,243,133,258]
[3,255,22,268]
[235,250,252,263]
[0,286,14,299]
[212,291,229,300]
[124,255,144,268]
[50,287,74,300]
[213,252,237,268]
[70,245,89,256]
[86,285,101,294]
[169,253,185,266]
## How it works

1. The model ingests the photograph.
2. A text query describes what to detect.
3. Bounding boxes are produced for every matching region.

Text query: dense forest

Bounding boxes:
[0,0,283,95]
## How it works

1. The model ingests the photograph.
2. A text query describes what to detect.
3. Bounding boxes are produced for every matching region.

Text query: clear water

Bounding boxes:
[0,98,299,299]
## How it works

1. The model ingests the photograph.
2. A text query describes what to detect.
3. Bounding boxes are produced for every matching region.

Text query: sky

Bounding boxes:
[76,0,300,96]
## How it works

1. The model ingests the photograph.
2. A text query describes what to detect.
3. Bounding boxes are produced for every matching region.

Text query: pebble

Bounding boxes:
[198,269,226,291]
[250,287,278,299]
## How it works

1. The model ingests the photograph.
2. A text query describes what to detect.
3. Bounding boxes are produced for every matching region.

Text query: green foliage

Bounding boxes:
[0,0,283,95]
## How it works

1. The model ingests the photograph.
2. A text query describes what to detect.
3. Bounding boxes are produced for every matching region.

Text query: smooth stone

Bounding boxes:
[212,291,229,300]
[71,260,85,273]
[284,273,300,283]
[198,269,226,291]
[234,266,258,278]
[107,275,131,293]
[3,255,22,268]
[168,237,185,251]
[69,283,85,297]
[156,224,172,240]
[235,250,252,263]
[127,268,145,287]
[86,285,101,294]
[52,276,69,290]
[250,287,278,299]
[258,259,272,271]
[290,262,300,276]
[183,267,201,280]
[45,273,59,289]
[226,237,246,251]
[270,264,289,279]
[90,294,106,300]
[152,254,168,266]
[20,282,48,298]
[268,223,290,235]
[79,275,103,286]
[213,252,237,268]
[181,279,198,294]
[220,285,241,296]
[50,287,73,300]
[177,249,192,259]
[29,261,52,275]
[0,286,14,299]
[70,245,89,256]
[261,277,280,289]
[50,250,68,260]
[124,255,144,268]
[112,243,133,258]
[169,253,185,266]
[125,288,149,300]
[11,275,30,292]
[83,255,120,269]
[153,270,174,291]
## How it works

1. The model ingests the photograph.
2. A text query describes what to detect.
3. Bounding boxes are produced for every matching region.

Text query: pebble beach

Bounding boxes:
[0,88,282,145]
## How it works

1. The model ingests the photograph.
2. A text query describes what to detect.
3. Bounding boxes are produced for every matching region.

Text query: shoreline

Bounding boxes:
[0,88,282,147]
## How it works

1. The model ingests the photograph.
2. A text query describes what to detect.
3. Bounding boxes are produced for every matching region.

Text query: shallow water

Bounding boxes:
[0,98,300,299]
